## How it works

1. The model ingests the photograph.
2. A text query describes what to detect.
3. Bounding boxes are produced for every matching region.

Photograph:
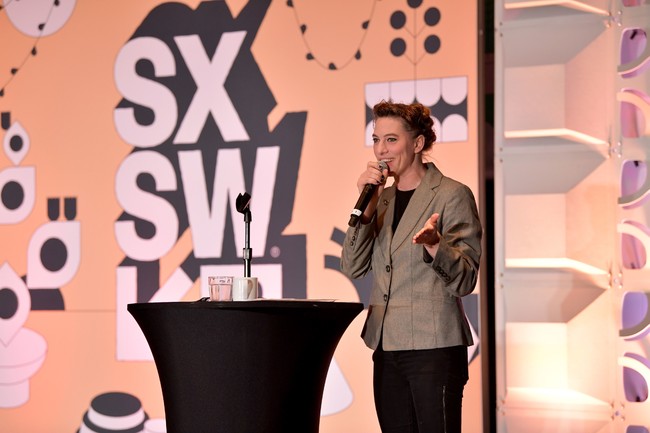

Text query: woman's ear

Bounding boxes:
[414,134,425,153]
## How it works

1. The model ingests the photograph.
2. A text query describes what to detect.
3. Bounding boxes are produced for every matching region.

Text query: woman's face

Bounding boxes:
[372,116,422,177]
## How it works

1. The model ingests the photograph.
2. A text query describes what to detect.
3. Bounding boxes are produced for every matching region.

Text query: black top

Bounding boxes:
[392,188,415,232]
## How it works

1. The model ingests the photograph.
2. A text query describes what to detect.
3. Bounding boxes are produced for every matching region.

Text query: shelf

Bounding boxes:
[504,387,611,411]
[504,128,607,146]
[500,14,612,147]
[501,387,613,433]
[501,267,608,323]
[503,188,617,274]
[501,14,608,67]
[503,61,610,144]
[504,299,616,401]
[500,145,607,194]
[503,0,610,16]
[505,258,608,275]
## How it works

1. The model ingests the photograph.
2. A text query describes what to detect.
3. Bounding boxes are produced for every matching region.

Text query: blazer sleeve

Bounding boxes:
[429,183,482,297]
[340,218,377,279]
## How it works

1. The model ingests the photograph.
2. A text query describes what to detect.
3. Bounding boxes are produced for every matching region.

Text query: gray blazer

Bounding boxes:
[341,162,482,351]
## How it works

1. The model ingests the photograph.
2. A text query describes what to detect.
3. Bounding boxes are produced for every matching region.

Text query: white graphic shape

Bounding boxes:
[173,31,249,143]
[114,37,178,148]
[3,121,30,165]
[468,312,479,362]
[180,146,278,259]
[0,166,35,224]
[0,263,47,408]
[441,76,468,105]
[365,77,468,145]
[114,151,179,261]
[0,262,30,344]
[26,221,81,288]
[415,78,442,106]
[144,419,167,433]
[440,114,469,142]
[4,0,76,37]
[320,357,354,415]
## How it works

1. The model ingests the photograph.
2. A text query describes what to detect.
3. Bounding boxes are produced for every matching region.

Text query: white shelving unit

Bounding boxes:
[494,1,650,432]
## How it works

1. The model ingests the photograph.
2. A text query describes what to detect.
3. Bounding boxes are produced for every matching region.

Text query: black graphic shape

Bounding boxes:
[424,7,441,26]
[9,134,23,152]
[390,38,407,57]
[0,287,19,319]
[1,112,10,130]
[77,392,149,433]
[47,197,60,221]
[390,2,442,63]
[1,181,24,211]
[40,238,67,272]
[424,34,440,54]
[390,11,407,29]
[64,197,76,220]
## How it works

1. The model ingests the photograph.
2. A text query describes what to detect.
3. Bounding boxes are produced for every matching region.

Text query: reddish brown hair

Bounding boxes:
[372,100,436,151]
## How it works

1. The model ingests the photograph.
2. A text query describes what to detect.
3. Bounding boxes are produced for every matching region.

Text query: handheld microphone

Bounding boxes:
[348,160,388,227]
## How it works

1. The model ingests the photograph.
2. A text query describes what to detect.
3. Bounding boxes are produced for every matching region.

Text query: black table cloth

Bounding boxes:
[128,299,363,433]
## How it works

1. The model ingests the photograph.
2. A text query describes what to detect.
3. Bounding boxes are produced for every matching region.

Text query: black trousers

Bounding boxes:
[372,345,468,433]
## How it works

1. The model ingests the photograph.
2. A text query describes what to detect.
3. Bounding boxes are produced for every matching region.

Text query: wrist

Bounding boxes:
[423,236,440,255]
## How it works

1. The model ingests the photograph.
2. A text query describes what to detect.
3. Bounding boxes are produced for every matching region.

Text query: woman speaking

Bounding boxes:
[341,100,482,433]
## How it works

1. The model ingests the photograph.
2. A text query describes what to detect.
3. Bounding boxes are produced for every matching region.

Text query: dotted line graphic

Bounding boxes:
[0,0,61,97]
[287,0,379,70]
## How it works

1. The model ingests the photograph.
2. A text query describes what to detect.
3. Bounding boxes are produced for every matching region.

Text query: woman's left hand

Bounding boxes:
[413,213,440,247]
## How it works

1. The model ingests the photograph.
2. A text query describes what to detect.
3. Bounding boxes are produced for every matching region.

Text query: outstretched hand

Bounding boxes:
[413,213,440,247]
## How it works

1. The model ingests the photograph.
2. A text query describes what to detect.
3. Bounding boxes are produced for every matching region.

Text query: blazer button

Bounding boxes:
[383,294,388,302]
[385,265,391,272]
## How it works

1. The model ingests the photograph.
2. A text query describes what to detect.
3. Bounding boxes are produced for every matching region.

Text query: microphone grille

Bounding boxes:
[378,160,388,171]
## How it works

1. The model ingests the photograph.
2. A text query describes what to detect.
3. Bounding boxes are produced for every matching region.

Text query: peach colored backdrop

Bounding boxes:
[0,1,481,432]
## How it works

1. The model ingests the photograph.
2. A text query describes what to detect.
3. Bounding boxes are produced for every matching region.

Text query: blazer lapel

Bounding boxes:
[377,186,396,255]
[390,163,443,253]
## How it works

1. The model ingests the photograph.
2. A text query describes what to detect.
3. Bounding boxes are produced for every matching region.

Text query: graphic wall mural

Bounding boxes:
[0,1,481,432]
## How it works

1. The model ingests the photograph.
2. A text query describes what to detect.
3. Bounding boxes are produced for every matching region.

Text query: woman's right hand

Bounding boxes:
[356,161,388,223]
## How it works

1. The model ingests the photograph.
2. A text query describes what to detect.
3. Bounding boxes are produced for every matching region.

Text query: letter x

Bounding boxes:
[173,31,249,144]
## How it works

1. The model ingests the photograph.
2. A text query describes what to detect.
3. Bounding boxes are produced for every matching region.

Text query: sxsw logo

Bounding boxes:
[112,1,306,360]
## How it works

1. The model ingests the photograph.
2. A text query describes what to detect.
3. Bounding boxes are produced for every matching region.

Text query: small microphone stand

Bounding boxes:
[236,192,252,278]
